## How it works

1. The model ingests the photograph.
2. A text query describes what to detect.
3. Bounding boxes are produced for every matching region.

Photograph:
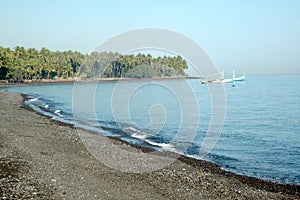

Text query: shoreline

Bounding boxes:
[20,93,300,196]
[0,92,299,199]
[0,76,200,87]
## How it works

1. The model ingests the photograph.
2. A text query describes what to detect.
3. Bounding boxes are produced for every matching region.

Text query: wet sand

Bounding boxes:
[0,92,299,199]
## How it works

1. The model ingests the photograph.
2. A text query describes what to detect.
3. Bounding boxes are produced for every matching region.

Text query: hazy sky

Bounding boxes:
[0,0,299,75]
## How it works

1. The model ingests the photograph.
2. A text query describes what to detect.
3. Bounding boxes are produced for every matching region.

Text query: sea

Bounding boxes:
[2,74,300,185]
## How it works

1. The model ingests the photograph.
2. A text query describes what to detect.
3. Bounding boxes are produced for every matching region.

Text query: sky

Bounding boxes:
[0,0,299,75]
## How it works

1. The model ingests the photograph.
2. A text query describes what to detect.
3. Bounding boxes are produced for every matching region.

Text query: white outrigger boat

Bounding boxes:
[200,70,245,86]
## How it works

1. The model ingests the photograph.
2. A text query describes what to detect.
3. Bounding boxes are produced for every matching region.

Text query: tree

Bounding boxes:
[0,45,189,81]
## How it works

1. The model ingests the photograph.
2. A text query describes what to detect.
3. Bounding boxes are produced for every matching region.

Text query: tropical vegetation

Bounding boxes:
[0,45,188,82]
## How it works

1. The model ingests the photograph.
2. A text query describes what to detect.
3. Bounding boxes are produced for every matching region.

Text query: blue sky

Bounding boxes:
[0,0,299,75]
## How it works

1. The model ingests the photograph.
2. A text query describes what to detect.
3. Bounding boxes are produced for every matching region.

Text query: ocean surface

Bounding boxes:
[2,74,300,184]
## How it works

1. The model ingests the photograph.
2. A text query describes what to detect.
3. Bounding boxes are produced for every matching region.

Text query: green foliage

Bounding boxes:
[0,45,188,81]
[0,45,84,81]
[80,52,188,79]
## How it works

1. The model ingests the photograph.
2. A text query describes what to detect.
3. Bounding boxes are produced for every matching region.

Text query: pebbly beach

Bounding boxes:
[0,91,299,199]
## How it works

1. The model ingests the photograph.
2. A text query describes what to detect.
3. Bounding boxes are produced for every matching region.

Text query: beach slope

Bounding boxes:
[0,92,298,199]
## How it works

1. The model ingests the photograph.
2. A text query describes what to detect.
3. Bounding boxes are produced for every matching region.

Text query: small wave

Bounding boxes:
[207,153,239,163]
[44,104,49,109]
[54,109,64,117]
[54,109,61,114]
[126,126,139,132]
[125,126,155,140]
[27,98,39,102]
[132,133,148,140]
[145,140,174,151]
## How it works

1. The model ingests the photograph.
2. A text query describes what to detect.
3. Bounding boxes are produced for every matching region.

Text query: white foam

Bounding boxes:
[126,126,153,140]
[44,105,49,109]
[126,126,139,132]
[28,98,39,102]
[145,140,174,151]
[132,133,148,140]
[54,109,63,117]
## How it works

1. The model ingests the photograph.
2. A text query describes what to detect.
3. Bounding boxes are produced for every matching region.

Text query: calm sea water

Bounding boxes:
[2,74,300,184]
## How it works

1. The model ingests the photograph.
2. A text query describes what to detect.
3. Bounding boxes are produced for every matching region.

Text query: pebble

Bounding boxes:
[0,93,298,200]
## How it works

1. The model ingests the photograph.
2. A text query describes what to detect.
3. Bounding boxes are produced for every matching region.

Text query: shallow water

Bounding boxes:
[2,74,300,184]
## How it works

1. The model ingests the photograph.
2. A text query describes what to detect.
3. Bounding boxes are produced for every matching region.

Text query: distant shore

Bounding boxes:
[0,76,200,86]
[0,92,299,199]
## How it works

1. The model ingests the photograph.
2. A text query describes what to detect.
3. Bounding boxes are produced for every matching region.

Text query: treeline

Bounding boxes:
[0,46,188,82]
[80,52,188,78]
[0,46,83,82]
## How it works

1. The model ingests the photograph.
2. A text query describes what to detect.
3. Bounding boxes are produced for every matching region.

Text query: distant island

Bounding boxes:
[0,46,188,83]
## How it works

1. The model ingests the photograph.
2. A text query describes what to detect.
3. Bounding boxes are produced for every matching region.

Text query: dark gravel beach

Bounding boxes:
[0,92,299,199]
